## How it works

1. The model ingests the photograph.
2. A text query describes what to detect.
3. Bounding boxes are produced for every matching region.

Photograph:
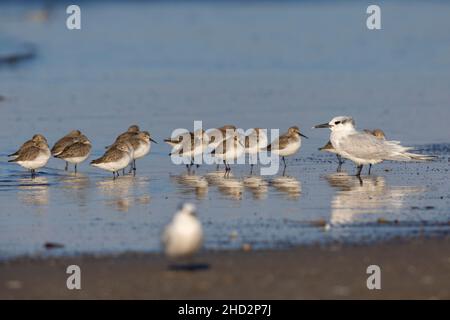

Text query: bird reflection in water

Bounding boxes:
[17,176,49,207]
[96,176,150,212]
[325,173,425,225]
[270,175,302,200]
[171,174,208,200]
[216,176,244,200]
[243,175,268,200]
[57,174,91,208]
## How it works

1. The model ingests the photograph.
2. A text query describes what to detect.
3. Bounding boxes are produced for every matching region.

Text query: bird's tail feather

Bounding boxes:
[404,153,436,161]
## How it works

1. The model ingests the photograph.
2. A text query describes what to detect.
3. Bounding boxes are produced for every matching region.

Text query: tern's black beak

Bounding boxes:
[313,123,331,129]
[150,138,158,144]
[298,132,309,139]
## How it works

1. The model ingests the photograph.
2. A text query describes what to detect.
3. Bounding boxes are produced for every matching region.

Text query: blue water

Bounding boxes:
[0,1,449,259]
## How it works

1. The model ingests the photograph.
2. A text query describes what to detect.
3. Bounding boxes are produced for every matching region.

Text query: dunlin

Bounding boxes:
[91,141,134,179]
[265,126,308,174]
[208,125,237,170]
[167,130,208,171]
[211,133,245,174]
[106,125,140,149]
[314,116,434,176]
[54,134,92,173]
[245,128,268,174]
[8,134,47,158]
[8,140,51,178]
[162,203,203,259]
[126,131,157,174]
[51,130,82,170]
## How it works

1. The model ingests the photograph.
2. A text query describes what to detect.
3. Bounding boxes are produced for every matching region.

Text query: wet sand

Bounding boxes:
[1,235,449,299]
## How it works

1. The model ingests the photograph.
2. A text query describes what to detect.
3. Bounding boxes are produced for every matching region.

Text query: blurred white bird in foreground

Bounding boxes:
[162,203,203,259]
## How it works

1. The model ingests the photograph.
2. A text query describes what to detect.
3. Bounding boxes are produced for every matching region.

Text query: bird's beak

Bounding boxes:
[313,123,331,129]
[150,138,158,144]
[298,132,309,139]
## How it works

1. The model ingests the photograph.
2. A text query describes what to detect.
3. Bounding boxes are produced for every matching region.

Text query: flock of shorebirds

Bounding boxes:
[6,116,436,259]
[7,116,434,179]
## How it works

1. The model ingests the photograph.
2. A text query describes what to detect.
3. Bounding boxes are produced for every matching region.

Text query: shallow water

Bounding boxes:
[0,1,450,259]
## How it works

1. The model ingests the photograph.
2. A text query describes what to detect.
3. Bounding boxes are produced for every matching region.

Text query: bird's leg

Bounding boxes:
[74,164,77,174]
[223,160,228,172]
[336,162,342,172]
[282,157,287,168]
[250,164,254,175]
[282,165,286,177]
[117,170,120,177]
[31,169,35,179]
[355,165,363,177]
[216,164,220,171]
[113,171,116,180]
[368,164,372,175]
[133,160,136,176]
[65,162,68,171]
[337,154,344,165]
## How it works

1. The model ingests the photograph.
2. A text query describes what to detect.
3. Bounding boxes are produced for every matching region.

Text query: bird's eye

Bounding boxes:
[335,121,341,125]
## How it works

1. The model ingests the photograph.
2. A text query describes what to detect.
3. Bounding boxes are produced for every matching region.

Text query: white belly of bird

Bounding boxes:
[164,216,203,258]
[274,139,301,157]
[65,154,90,164]
[17,151,50,170]
[92,154,131,172]
[133,141,150,159]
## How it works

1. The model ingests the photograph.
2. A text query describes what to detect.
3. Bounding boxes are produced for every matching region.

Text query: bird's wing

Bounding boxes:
[267,135,290,151]
[91,148,123,164]
[9,146,39,162]
[51,137,75,154]
[57,143,91,158]
[339,132,410,161]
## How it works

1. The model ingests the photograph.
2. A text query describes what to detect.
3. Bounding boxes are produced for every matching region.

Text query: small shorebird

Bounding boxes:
[166,129,208,171]
[51,130,82,170]
[319,129,386,173]
[8,134,47,159]
[208,125,237,170]
[162,203,203,259]
[211,133,245,174]
[90,141,134,179]
[106,124,140,149]
[54,134,92,173]
[126,131,157,174]
[265,126,308,174]
[245,128,268,174]
[8,140,51,178]
[314,116,434,176]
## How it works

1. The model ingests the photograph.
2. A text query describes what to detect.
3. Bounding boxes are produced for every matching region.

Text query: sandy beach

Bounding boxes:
[1,235,449,299]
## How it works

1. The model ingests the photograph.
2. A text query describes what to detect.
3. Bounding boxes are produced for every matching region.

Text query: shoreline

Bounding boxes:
[1,235,450,299]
